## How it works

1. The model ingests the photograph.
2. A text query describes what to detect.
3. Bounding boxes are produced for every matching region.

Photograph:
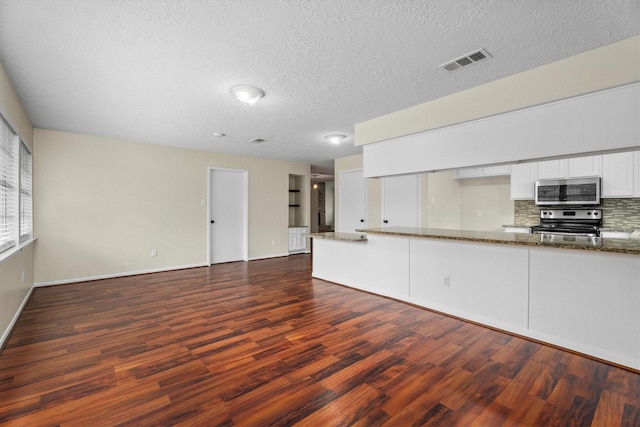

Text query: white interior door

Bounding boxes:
[338,169,366,232]
[209,168,248,264]
[382,174,419,228]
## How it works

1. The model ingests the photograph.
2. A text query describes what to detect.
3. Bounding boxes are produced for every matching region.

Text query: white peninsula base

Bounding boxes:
[311,233,640,371]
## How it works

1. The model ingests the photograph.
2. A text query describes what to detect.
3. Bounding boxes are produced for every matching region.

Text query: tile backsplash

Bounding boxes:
[514,198,640,230]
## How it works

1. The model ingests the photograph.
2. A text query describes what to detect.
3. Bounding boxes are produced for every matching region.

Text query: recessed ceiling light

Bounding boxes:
[230,85,265,106]
[325,134,347,145]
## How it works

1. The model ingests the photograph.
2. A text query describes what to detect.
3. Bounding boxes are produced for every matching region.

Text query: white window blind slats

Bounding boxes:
[20,141,32,242]
[0,116,18,253]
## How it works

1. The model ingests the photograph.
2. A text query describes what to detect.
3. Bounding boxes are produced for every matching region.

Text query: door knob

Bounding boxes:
[383,220,389,224]
[211,220,215,224]
[360,219,364,223]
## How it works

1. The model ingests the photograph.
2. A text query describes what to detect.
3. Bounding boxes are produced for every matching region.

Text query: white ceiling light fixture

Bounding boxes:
[325,134,347,145]
[230,85,265,106]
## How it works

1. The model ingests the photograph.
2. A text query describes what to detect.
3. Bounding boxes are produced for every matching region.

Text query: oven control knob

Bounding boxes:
[593,212,599,216]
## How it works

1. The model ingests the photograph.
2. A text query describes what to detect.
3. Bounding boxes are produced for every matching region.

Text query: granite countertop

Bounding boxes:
[356,227,640,255]
[309,232,368,242]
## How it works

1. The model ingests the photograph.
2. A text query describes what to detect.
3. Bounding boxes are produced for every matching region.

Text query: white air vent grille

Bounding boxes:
[248,138,266,144]
[440,48,492,72]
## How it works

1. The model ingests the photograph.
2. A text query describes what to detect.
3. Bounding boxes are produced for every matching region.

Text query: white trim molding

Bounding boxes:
[33,263,208,287]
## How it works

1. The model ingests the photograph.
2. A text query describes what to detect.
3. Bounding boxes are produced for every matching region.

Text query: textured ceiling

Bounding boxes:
[0,0,638,171]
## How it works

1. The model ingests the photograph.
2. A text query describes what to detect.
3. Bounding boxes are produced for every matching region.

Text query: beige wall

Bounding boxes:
[421,171,461,229]
[335,155,513,231]
[356,36,640,146]
[458,176,513,231]
[0,64,35,343]
[34,129,309,284]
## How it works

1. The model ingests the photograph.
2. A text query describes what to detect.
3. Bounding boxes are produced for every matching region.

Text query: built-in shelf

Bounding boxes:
[289,174,306,228]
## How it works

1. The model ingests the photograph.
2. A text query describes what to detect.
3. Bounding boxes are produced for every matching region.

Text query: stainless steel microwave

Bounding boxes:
[534,177,601,206]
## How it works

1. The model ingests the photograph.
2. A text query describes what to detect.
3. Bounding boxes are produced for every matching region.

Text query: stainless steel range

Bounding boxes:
[530,208,603,237]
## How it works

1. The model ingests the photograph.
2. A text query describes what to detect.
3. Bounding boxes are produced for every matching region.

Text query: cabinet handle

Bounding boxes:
[210,220,215,224]
[383,220,389,224]
[360,219,364,223]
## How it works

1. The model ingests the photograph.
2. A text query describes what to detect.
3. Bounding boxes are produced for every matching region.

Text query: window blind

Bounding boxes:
[0,116,17,253]
[20,141,32,242]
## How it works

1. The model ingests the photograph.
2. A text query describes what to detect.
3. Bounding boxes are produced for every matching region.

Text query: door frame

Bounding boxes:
[207,167,249,264]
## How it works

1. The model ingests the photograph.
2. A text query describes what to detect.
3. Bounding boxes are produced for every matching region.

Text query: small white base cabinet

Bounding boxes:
[312,234,640,370]
[288,227,308,253]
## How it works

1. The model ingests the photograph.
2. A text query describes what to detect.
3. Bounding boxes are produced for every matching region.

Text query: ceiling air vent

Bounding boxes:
[248,138,266,144]
[440,48,492,72]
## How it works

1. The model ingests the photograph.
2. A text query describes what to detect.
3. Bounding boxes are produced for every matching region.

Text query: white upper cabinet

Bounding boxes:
[602,152,635,197]
[538,156,602,180]
[567,156,602,178]
[537,160,567,179]
[454,165,511,179]
[511,152,639,200]
[453,167,484,179]
[510,163,539,200]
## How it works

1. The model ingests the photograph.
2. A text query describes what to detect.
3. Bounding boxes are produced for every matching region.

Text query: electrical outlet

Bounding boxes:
[151,249,157,257]
[271,240,276,246]
[476,210,482,217]
[443,276,451,287]
[21,271,25,283]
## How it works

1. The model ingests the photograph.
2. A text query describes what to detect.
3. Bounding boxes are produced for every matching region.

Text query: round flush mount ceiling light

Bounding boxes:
[325,133,347,145]
[230,85,265,106]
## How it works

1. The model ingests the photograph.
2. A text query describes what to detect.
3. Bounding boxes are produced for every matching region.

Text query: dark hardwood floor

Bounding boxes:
[0,254,638,426]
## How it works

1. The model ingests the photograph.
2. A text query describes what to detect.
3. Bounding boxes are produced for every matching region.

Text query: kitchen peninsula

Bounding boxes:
[310,227,640,371]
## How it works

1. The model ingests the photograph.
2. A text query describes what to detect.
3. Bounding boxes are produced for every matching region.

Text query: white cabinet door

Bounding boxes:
[296,228,307,252]
[482,165,511,176]
[382,174,419,228]
[510,163,538,200]
[567,156,601,178]
[602,152,634,197]
[454,165,511,179]
[537,160,567,179]
[288,229,298,251]
[338,170,366,232]
[289,227,307,252]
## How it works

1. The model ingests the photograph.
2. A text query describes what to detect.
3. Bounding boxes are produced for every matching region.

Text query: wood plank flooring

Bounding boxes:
[0,254,638,426]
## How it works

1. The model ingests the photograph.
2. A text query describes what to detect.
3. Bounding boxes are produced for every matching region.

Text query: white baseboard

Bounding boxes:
[33,263,209,287]
[249,252,290,261]
[1,286,34,350]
